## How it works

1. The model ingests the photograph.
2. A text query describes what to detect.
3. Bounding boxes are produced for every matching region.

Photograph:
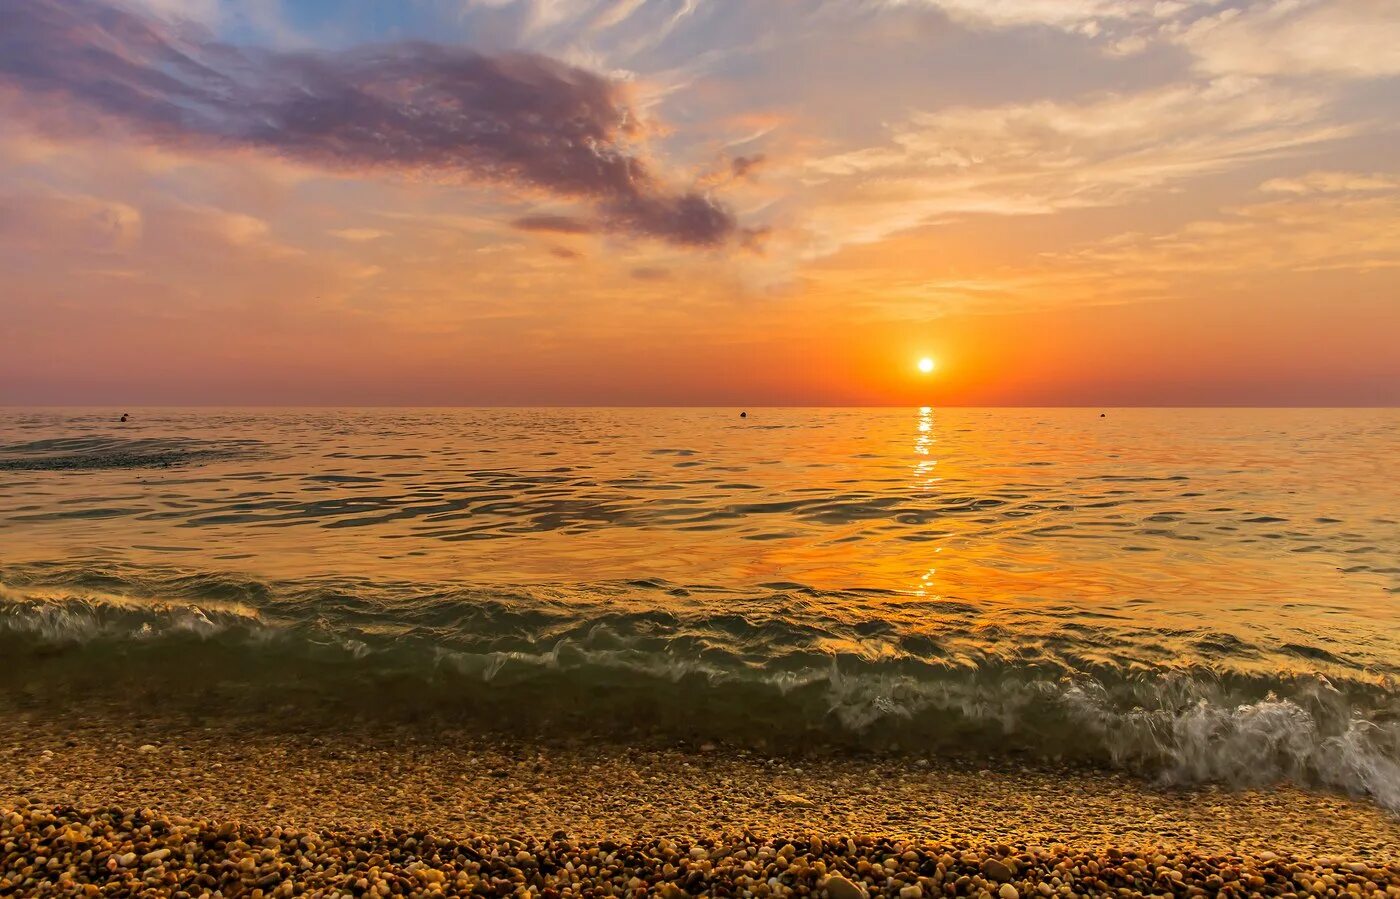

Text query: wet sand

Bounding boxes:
[2,708,1397,895]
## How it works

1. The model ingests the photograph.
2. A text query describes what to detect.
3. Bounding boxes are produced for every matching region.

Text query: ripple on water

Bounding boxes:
[0,408,1397,803]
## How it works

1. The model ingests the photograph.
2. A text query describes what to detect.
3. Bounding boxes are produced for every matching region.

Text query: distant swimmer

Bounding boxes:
[1100,413,1106,418]
[740,411,747,418]
[119,413,129,423]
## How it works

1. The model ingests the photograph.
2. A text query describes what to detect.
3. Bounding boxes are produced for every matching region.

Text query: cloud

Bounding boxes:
[330,228,389,242]
[512,214,596,234]
[1060,173,1400,276]
[729,155,766,180]
[874,0,1235,42]
[1180,0,1400,79]
[698,153,768,189]
[112,0,221,26]
[0,192,143,252]
[799,77,1350,253]
[157,204,303,258]
[0,0,744,247]
[1260,172,1400,195]
[211,211,272,246]
[882,0,1182,30]
[805,169,1400,324]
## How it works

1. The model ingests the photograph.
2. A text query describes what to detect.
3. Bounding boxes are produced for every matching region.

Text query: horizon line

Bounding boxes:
[4,403,1398,410]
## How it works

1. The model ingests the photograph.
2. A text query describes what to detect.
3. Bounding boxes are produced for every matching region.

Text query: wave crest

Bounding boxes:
[2,587,1397,812]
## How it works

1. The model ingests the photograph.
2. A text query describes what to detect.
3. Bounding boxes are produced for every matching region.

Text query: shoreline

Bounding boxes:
[3,711,1399,895]
[4,710,1397,856]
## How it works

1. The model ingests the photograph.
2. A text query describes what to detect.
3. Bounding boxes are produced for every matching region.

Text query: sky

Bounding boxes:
[1,0,1397,406]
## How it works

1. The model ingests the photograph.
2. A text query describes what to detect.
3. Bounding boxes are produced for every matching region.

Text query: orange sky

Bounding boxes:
[1,0,1398,405]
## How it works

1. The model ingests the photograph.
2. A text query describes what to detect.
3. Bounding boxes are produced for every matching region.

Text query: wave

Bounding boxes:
[2,577,1397,813]
[0,435,263,471]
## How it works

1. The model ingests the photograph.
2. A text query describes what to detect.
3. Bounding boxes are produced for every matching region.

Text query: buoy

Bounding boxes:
[740,411,747,418]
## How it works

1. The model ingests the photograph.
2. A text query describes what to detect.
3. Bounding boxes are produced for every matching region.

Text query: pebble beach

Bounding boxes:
[3,708,1398,897]
[6,804,1399,899]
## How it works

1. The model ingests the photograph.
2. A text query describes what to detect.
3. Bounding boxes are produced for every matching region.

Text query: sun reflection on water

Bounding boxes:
[913,405,940,598]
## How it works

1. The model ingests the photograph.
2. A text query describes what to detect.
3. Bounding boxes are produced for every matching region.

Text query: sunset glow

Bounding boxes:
[2,1,1399,873]
[1,0,1397,406]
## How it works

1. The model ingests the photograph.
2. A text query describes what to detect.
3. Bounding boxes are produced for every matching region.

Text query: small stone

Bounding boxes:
[983,859,1014,883]
[776,793,815,808]
[825,874,866,899]
[138,744,158,754]
[899,885,923,899]
[998,885,1019,899]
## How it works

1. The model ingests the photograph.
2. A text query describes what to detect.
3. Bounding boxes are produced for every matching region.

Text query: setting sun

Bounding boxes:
[917,357,936,374]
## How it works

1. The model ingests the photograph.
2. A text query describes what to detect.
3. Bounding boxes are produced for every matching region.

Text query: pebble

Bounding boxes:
[1,806,1392,899]
[3,719,1400,899]
[776,792,815,808]
[984,857,1015,882]
[824,873,867,899]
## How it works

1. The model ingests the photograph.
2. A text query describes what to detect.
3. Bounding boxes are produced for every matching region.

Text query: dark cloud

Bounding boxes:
[513,215,595,234]
[550,246,582,259]
[0,0,743,247]
[630,266,671,281]
[730,155,766,180]
[699,153,767,188]
[739,226,772,254]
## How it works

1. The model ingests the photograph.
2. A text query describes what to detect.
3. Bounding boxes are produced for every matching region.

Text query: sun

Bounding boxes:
[917,357,936,374]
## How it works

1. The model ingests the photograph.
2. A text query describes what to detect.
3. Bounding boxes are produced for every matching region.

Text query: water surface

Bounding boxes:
[2,408,1397,806]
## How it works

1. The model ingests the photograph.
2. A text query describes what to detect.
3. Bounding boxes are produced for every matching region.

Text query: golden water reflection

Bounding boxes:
[1,407,1397,681]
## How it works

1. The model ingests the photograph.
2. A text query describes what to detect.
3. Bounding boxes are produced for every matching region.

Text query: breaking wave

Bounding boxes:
[2,574,1397,814]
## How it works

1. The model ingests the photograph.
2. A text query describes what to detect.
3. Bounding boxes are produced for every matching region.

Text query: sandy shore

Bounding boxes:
[2,707,1398,895]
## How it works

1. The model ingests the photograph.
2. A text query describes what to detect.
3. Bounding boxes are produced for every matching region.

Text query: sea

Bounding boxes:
[1,407,1397,809]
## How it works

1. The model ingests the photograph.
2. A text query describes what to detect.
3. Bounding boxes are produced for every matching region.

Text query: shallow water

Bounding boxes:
[1,408,1397,806]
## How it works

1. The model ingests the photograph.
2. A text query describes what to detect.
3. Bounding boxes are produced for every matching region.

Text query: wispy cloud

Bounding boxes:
[881,0,1208,30]
[802,170,1400,322]
[512,214,597,234]
[329,228,389,242]
[1260,171,1400,195]
[1064,174,1400,276]
[1179,0,1400,78]
[0,191,143,252]
[798,77,1350,253]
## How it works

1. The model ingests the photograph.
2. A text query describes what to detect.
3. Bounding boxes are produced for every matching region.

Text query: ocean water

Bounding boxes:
[1,408,1397,807]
